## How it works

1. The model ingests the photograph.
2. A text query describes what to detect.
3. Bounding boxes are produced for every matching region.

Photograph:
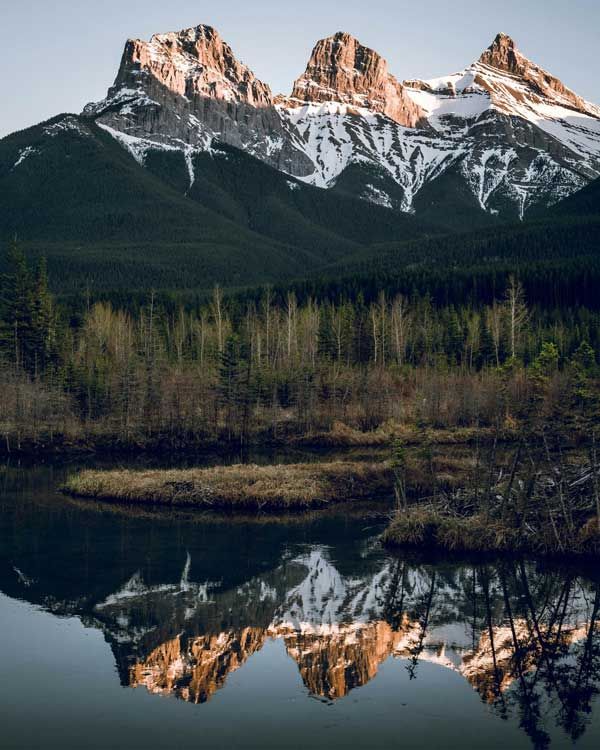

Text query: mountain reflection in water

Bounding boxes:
[104,551,600,741]
[1,462,600,749]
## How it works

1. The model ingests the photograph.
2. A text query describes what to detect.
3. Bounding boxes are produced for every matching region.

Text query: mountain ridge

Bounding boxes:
[80,23,600,221]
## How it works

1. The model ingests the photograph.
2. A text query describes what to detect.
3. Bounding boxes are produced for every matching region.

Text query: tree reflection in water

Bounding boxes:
[378,560,600,749]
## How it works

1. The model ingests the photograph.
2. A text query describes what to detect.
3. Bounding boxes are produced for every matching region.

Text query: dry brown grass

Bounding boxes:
[382,509,600,557]
[63,461,394,511]
[298,422,516,449]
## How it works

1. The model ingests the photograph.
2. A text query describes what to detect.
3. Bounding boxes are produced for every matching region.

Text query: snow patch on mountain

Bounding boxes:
[85,86,160,117]
[43,116,91,138]
[405,86,490,130]
[464,147,518,210]
[97,123,199,188]
[405,61,600,169]
[13,146,38,169]
[363,183,393,208]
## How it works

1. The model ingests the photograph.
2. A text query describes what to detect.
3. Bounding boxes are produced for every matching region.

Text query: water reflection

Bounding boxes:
[1,462,600,749]
[99,552,600,742]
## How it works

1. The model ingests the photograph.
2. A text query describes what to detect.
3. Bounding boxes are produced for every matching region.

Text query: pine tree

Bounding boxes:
[218,334,253,442]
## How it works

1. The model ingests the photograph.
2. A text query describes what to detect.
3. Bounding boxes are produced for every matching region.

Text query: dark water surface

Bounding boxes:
[1,459,600,750]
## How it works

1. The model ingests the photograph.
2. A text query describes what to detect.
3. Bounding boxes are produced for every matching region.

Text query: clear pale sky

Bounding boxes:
[2,0,598,137]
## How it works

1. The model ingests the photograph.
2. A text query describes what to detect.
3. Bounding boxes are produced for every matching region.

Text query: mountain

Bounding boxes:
[1,23,599,295]
[403,33,600,218]
[0,113,434,293]
[287,31,425,127]
[84,25,600,221]
[83,24,311,177]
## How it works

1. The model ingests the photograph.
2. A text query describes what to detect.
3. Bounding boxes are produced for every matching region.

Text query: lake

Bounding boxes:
[1,458,600,749]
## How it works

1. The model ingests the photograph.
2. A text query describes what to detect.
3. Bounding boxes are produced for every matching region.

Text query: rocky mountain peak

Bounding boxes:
[79,23,600,222]
[288,31,425,127]
[478,32,595,115]
[478,32,520,72]
[113,23,273,106]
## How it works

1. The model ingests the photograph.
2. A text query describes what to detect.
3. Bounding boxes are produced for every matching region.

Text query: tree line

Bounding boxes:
[0,244,598,450]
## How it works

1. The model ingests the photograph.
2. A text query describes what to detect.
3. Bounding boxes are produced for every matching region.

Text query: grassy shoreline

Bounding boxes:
[61,439,600,560]
[61,448,478,511]
[63,461,395,511]
[382,509,600,558]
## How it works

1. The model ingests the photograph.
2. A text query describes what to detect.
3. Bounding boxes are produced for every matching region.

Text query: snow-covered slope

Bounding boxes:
[274,102,465,211]
[401,34,600,217]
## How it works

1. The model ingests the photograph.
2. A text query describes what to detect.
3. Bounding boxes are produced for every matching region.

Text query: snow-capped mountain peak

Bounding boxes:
[81,24,600,221]
[479,32,599,116]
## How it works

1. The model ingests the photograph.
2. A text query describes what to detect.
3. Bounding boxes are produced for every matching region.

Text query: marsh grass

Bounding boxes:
[63,461,395,511]
[383,510,530,554]
[299,422,513,449]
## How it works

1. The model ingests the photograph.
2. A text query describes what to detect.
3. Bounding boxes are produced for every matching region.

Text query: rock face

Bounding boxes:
[130,628,266,703]
[288,32,425,127]
[81,24,600,219]
[113,24,273,106]
[85,23,314,177]
[281,621,407,699]
[129,621,409,702]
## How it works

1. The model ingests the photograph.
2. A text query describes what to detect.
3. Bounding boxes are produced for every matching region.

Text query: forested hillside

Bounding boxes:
[1,109,598,304]
[0,115,437,294]
[287,215,600,310]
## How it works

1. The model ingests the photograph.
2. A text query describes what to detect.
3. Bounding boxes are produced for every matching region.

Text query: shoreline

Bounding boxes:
[1,422,585,459]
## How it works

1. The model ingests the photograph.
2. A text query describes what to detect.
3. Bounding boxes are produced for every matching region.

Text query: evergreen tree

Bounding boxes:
[477,314,496,369]
[31,257,57,375]
[569,342,597,421]
[0,244,58,376]
[218,334,253,442]
[0,240,34,371]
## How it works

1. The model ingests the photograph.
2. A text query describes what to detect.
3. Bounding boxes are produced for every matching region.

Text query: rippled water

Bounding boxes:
[1,459,600,749]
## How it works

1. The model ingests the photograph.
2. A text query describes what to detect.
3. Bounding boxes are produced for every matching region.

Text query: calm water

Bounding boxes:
[1,459,600,750]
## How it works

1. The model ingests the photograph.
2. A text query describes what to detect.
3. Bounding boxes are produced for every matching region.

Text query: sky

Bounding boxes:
[2,0,599,137]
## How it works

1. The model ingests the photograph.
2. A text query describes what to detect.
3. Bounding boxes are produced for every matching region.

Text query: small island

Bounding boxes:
[63,461,394,511]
